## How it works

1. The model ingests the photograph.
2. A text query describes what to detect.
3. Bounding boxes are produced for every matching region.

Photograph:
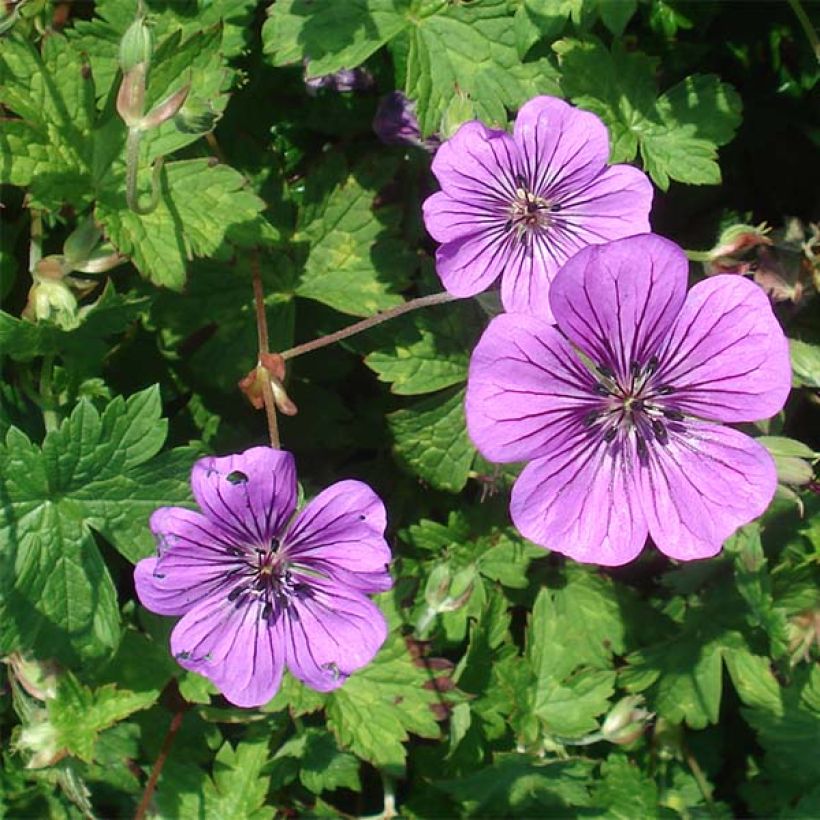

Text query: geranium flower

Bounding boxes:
[466,234,791,565]
[135,447,392,707]
[422,95,653,316]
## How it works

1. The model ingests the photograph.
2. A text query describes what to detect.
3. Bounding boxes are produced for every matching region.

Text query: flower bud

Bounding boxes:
[303,63,374,95]
[117,62,147,128]
[706,222,772,274]
[424,564,475,613]
[601,695,653,745]
[119,14,153,74]
[174,95,220,135]
[373,91,440,152]
[18,715,64,769]
[5,654,59,701]
[23,279,80,329]
[141,83,190,130]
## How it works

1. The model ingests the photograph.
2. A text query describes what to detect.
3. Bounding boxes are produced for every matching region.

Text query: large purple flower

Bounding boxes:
[135,447,392,707]
[423,96,653,316]
[466,234,791,566]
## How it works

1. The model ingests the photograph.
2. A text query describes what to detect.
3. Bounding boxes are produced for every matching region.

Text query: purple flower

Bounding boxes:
[134,447,392,707]
[373,91,440,152]
[304,64,374,95]
[466,234,791,566]
[422,96,654,316]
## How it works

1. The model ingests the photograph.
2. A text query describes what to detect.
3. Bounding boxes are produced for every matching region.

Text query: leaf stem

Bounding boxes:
[683,741,717,816]
[28,209,43,274]
[125,128,164,215]
[134,710,184,820]
[39,354,59,433]
[685,249,712,263]
[251,254,280,449]
[788,0,820,64]
[280,291,458,362]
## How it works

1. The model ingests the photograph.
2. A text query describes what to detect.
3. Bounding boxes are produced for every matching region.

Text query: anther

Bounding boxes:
[584,410,601,427]
[635,432,649,463]
[647,356,659,374]
[651,419,669,445]
[262,602,273,620]
[656,385,675,395]
[596,363,614,379]
[594,383,611,396]
[227,585,243,602]
[604,427,617,443]
[663,408,685,421]
[630,360,641,377]
[550,203,561,212]
[270,537,280,551]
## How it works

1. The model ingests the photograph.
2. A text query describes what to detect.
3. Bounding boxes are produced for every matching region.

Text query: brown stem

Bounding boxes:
[251,254,280,449]
[134,710,184,820]
[280,291,458,361]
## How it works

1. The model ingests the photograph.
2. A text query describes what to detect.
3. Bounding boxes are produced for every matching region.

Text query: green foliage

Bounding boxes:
[554,38,742,189]
[0,387,192,662]
[388,387,475,492]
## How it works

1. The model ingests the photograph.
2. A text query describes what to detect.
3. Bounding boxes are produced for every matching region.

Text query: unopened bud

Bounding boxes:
[142,84,190,130]
[440,87,475,139]
[117,62,147,127]
[601,695,653,745]
[74,246,126,274]
[23,279,79,329]
[174,95,220,135]
[707,223,772,273]
[34,255,68,281]
[119,14,153,74]
[18,714,64,769]
[424,564,475,613]
[6,654,59,701]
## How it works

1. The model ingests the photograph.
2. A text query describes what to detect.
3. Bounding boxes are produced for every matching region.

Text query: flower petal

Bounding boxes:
[466,313,598,462]
[513,96,609,197]
[549,234,688,382]
[430,120,521,204]
[191,447,297,546]
[283,578,388,692]
[653,275,791,422]
[510,426,648,566]
[283,480,392,593]
[423,190,506,244]
[636,422,777,561]
[553,163,653,246]
[170,593,285,708]
[434,229,513,298]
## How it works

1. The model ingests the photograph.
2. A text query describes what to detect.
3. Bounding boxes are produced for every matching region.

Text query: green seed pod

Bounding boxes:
[119,13,153,74]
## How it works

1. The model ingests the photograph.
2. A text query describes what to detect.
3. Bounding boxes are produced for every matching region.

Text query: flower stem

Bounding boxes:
[39,354,59,433]
[685,249,712,263]
[788,0,820,63]
[280,292,458,361]
[134,710,184,820]
[251,254,280,449]
[28,209,42,274]
[683,742,717,816]
[125,128,164,215]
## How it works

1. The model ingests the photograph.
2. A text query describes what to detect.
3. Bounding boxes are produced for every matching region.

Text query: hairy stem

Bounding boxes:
[280,292,458,361]
[134,710,184,820]
[683,742,717,816]
[28,209,43,274]
[788,0,820,63]
[125,128,164,215]
[39,354,59,433]
[251,255,280,449]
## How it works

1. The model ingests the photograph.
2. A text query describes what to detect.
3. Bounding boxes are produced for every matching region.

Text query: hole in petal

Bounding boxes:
[226,470,248,485]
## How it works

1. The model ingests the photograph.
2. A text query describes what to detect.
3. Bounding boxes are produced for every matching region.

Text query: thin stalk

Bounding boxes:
[28,209,43,274]
[683,742,717,817]
[685,249,712,263]
[251,255,280,449]
[134,710,184,820]
[788,0,820,63]
[125,128,164,215]
[39,354,59,433]
[280,292,458,361]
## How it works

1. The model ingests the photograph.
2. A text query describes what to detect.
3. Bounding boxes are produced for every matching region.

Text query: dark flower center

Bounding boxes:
[224,536,312,620]
[585,356,682,462]
[506,176,560,241]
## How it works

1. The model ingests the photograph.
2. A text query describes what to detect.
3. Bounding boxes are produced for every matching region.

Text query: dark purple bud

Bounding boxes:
[373,91,440,152]
[303,63,374,96]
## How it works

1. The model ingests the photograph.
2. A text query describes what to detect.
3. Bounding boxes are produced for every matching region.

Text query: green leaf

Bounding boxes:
[594,754,660,820]
[48,672,157,762]
[96,159,266,290]
[325,634,440,775]
[294,155,416,316]
[263,0,412,76]
[437,755,594,817]
[554,38,741,189]
[790,338,820,387]
[388,387,475,492]
[274,728,361,795]
[203,737,272,820]
[0,34,95,211]
[0,284,149,366]
[364,303,475,395]
[406,0,560,136]
[0,387,192,662]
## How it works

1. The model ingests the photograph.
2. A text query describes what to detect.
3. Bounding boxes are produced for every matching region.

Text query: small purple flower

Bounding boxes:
[422,96,654,316]
[373,91,440,152]
[135,447,392,707]
[304,64,374,95]
[466,234,791,566]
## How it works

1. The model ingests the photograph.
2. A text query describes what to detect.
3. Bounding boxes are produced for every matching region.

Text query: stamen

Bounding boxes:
[635,432,649,463]
[597,363,614,379]
[227,585,244,602]
[656,385,675,395]
[262,602,273,620]
[663,408,685,421]
[651,419,669,445]
[594,383,611,396]
[646,356,659,374]
[630,360,641,377]
[550,203,561,212]
[584,410,601,427]
[604,427,617,443]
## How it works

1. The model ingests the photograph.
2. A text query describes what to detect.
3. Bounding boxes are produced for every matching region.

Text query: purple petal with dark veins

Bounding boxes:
[635,422,777,560]
[283,480,392,593]
[653,275,791,422]
[190,447,296,546]
[549,234,688,381]
[170,592,286,708]
[510,425,649,566]
[466,312,599,462]
[282,576,388,692]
